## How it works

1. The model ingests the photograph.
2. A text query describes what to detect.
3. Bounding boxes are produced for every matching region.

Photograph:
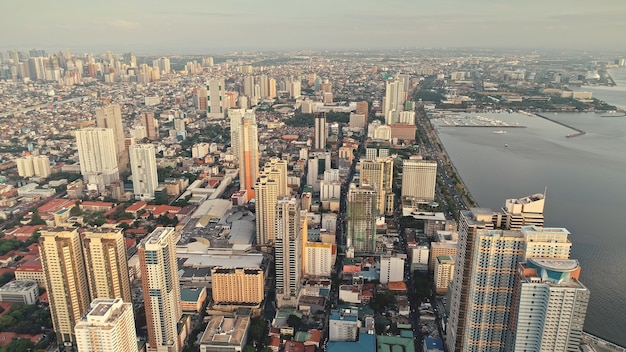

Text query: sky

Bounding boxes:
[2,0,626,53]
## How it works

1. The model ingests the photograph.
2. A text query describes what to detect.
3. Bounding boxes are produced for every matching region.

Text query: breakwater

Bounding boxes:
[534,113,586,138]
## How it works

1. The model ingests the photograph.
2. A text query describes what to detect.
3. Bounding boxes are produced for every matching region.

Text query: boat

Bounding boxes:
[493,130,507,134]
[504,144,509,147]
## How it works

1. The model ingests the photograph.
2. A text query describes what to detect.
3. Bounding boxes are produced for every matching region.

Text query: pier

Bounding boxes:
[583,331,626,352]
[534,113,586,138]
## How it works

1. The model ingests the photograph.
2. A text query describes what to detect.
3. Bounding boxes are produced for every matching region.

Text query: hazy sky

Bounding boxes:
[2,0,626,53]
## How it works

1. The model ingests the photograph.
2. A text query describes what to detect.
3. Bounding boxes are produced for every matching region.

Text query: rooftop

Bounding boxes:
[0,279,38,292]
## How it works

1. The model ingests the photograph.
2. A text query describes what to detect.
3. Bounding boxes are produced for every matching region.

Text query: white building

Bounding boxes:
[129,144,158,200]
[76,127,120,192]
[380,255,406,284]
[434,255,455,294]
[401,156,437,203]
[329,309,359,342]
[75,298,138,352]
[207,78,225,119]
[0,280,39,304]
[304,242,336,277]
[16,156,35,178]
[192,142,210,159]
[275,198,302,307]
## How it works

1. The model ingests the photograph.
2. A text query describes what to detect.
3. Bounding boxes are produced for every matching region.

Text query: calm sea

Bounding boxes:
[434,73,626,346]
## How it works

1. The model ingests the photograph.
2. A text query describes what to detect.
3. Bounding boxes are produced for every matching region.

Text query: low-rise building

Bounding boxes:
[0,280,39,304]
[199,314,250,352]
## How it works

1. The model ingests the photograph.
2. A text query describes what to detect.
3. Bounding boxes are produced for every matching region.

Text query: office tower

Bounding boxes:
[76,127,119,192]
[383,78,405,119]
[254,175,278,245]
[401,157,437,203]
[275,198,302,306]
[501,193,545,230]
[40,228,91,350]
[238,117,259,199]
[258,75,269,98]
[289,79,301,99]
[346,183,378,254]
[268,78,277,98]
[349,113,367,129]
[210,267,264,305]
[16,155,34,177]
[228,109,245,158]
[434,255,455,294]
[320,169,342,204]
[130,144,158,200]
[314,113,327,150]
[82,227,132,302]
[152,57,170,74]
[304,242,336,277]
[95,105,126,170]
[359,157,394,215]
[207,78,225,119]
[138,227,182,352]
[446,208,497,352]
[306,151,331,190]
[75,298,138,352]
[140,112,158,140]
[510,259,589,351]
[33,155,51,177]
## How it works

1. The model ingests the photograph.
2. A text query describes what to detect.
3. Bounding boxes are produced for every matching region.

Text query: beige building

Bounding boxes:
[95,104,127,171]
[434,255,455,294]
[429,231,458,271]
[210,267,264,305]
[501,193,545,230]
[254,175,278,245]
[359,157,395,215]
[275,198,302,307]
[82,227,132,302]
[139,227,182,352]
[40,227,91,350]
[75,298,138,352]
[199,315,250,352]
[401,157,437,203]
[304,242,336,278]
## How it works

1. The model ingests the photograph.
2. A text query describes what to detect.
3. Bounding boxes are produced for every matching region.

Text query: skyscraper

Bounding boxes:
[140,112,158,141]
[401,157,437,203]
[76,127,120,192]
[346,183,378,254]
[275,198,302,307]
[138,227,182,352]
[129,144,159,200]
[314,113,327,150]
[501,193,545,230]
[510,259,589,351]
[383,78,405,121]
[82,227,132,302]
[95,105,127,170]
[75,298,138,352]
[359,157,395,215]
[254,175,278,245]
[262,157,289,197]
[207,78,225,119]
[238,117,259,200]
[40,228,91,350]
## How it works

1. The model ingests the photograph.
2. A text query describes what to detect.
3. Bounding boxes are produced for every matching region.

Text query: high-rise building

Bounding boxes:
[314,113,327,150]
[356,101,369,117]
[152,57,170,74]
[380,255,405,284]
[359,157,394,215]
[129,144,158,200]
[76,127,120,192]
[401,157,437,203]
[95,105,127,170]
[33,155,51,178]
[254,175,278,245]
[501,193,545,230]
[138,227,182,352]
[383,78,405,119]
[509,259,589,351]
[304,242,336,277]
[238,117,259,199]
[207,78,225,119]
[82,227,132,302]
[346,183,378,254]
[243,75,254,98]
[16,155,35,177]
[75,298,138,352]
[268,78,277,99]
[210,267,264,305]
[434,255,455,294]
[140,112,158,140]
[262,157,289,197]
[275,198,302,306]
[40,228,91,350]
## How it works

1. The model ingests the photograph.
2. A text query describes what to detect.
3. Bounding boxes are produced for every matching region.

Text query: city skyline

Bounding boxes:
[2,1,626,52]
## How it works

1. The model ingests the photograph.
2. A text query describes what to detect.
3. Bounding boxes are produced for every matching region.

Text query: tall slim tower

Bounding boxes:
[359,157,394,215]
[76,127,120,191]
[510,259,589,351]
[262,157,289,197]
[138,227,182,352]
[346,183,378,254]
[129,144,159,200]
[254,175,278,245]
[75,298,138,352]
[140,112,158,141]
[82,227,132,302]
[95,105,127,170]
[275,198,302,307]
[314,113,327,150]
[401,157,437,203]
[383,78,405,121]
[239,117,259,200]
[40,228,91,350]
[207,78,225,119]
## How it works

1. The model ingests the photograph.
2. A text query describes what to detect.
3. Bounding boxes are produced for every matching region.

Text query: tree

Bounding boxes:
[286,314,302,329]
[0,338,35,352]
[0,273,15,286]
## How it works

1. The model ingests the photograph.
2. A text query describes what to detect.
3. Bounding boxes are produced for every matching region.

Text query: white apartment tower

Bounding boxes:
[76,127,120,192]
[207,78,225,119]
[95,105,127,170]
[314,113,327,150]
[75,298,138,352]
[129,144,159,200]
[401,157,437,203]
[275,198,302,307]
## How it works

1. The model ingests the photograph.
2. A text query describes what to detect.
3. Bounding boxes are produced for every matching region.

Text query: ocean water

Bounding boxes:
[434,108,626,346]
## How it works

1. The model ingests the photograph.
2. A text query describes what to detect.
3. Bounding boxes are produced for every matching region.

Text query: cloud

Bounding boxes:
[108,19,140,31]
